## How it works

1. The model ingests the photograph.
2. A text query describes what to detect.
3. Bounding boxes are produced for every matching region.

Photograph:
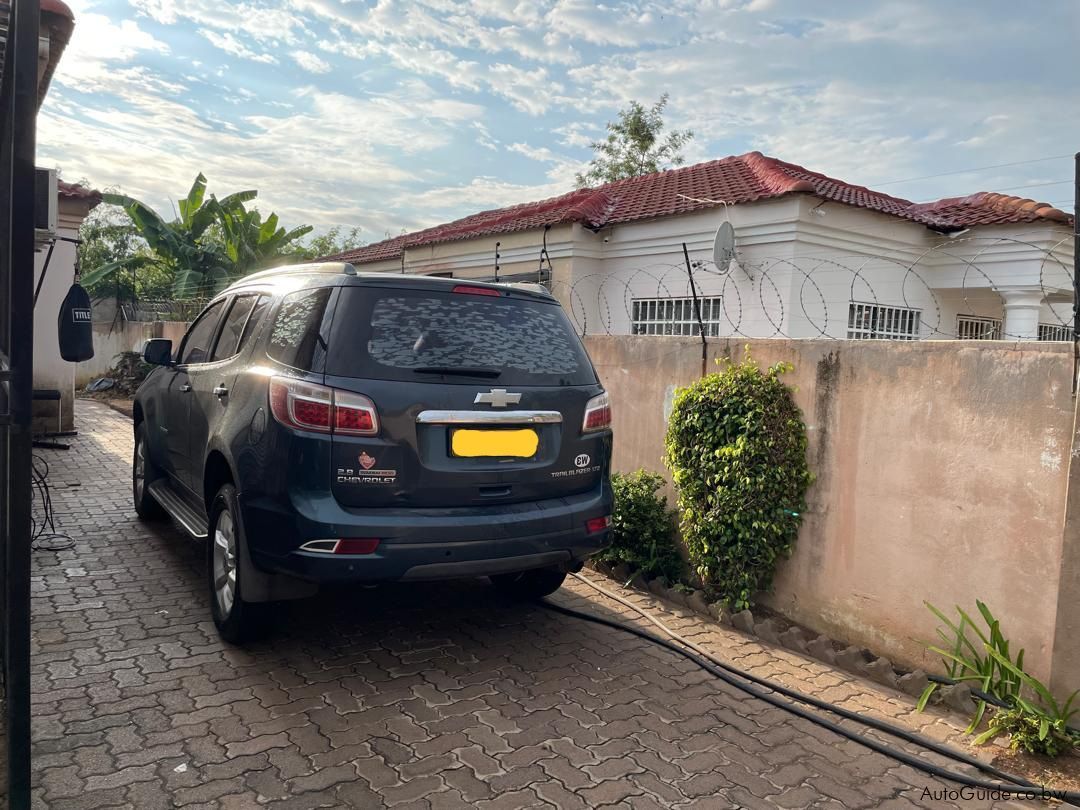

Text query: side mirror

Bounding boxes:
[143,338,173,366]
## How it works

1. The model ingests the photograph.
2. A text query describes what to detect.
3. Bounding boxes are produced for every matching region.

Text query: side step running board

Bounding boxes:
[148,479,209,539]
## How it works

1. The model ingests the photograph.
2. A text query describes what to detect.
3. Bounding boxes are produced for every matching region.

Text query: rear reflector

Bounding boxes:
[334,538,381,555]
[452,284,501,297]
[585,516,611,534]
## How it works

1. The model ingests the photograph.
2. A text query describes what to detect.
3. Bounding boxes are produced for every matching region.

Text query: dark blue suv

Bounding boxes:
[133,264,612,641]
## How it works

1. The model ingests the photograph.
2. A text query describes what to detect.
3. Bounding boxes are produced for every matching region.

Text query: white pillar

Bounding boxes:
[998,287,1044,341]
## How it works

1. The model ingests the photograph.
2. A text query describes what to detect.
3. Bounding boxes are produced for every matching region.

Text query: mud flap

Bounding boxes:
[238,531,319,603]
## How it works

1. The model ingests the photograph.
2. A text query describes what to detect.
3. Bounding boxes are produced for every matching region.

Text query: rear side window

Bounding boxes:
[238,295,270,352]
[267,287,332,371]
[326,287,596,386]
[211,295,259,361]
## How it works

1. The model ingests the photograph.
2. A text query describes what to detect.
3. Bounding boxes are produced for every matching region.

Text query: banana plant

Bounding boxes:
[215,204,312,277]
[81,174,311,298]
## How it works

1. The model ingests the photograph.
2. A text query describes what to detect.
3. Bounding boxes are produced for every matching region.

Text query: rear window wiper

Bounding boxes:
[412,366,502,378]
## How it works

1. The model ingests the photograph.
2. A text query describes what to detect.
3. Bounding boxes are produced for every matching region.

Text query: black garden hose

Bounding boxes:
[542,573,1080,806]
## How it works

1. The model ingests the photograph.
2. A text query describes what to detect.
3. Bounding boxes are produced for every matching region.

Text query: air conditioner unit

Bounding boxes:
[34,167,58,247]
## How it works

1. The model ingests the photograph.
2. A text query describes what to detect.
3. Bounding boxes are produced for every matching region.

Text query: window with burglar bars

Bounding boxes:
[847,302,922,340]
[632,296,724,337]
[1038,323,1074,342]
[956,315,1002,340]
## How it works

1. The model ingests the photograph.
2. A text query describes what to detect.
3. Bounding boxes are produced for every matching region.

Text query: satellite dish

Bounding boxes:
[712,221,736,270]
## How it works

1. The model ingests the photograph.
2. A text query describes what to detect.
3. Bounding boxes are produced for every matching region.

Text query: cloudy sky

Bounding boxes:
[39,0,1079,241]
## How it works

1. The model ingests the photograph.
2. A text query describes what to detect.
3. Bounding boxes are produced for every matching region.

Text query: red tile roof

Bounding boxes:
[906,192,1072,228]
[58,180,101,207]
[326,152,1073,266]
[37,0,75,107]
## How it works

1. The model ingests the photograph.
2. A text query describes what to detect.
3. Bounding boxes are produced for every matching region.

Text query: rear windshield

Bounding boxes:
[326,286,597,386]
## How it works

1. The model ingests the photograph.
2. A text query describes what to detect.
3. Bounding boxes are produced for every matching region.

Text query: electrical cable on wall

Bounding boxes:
[30,453,75,551]
[538,225,553,286]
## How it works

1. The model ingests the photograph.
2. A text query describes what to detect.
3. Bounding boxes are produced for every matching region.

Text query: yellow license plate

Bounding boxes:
[451,428,539,458]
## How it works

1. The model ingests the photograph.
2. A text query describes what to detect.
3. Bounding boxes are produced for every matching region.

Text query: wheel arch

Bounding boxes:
[203,449,235,513]
[203,448,316,604]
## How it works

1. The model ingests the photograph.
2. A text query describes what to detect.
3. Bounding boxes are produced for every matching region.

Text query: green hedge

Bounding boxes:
[598,470,682,581]
[665,356,811,610]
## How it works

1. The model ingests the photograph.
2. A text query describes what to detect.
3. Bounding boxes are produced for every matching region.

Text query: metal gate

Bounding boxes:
[1,0,40,806]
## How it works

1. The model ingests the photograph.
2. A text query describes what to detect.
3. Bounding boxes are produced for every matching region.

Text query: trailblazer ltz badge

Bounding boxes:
[337,452,397,485]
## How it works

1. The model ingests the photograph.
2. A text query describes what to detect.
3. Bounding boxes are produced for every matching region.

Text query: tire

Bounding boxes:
[491,566,567,599]
[208,484,268,644]
[133,422,167,520]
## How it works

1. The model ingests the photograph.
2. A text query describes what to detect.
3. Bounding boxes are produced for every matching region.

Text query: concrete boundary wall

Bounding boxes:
[583,335,1079,695]
[77,321,188,387]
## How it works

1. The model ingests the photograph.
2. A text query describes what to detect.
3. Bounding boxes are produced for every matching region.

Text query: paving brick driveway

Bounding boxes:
[20,400,1022,809]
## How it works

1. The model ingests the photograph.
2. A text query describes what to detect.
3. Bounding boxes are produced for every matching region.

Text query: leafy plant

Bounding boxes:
[576,94,694,188]
[78,201,172,302]
[597,470,682,581]
[971,650,1079,756]
[664,355,812,611]
[80,175,312,298]
[917,601,1025,733]
[980,708,1076,757]
[917,599,1079,756]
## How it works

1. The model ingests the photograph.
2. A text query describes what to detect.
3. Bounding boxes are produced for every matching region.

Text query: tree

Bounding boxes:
[80,175,313,298]
[298,226,365,260]
[78,201,171,301]
[575,93,694,188]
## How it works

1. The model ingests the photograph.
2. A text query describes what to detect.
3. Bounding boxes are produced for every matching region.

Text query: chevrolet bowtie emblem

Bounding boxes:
[474,388,521,408]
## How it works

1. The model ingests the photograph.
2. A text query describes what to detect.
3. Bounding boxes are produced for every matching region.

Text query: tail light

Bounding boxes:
[269,377,379,436]
[333,390,379,435]
[585,516,611,534]
[582,391,611,433]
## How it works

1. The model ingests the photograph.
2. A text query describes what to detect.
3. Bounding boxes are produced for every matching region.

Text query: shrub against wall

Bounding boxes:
[665,356,812,610]
[599,470,682,581]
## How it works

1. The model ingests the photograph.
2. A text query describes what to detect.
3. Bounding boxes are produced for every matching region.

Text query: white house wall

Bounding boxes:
[32,209,80,431]
[582,200,802,337]
[349,195,1073,342]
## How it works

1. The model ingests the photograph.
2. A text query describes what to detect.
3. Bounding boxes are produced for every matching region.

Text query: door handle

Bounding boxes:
[213,385,229,398]
[179,383,192,393]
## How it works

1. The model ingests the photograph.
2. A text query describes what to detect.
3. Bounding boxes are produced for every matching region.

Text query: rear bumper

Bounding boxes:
[240,484,612,584]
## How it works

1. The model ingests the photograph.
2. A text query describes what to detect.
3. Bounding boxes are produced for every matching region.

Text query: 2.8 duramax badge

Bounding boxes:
[338,452,397,485]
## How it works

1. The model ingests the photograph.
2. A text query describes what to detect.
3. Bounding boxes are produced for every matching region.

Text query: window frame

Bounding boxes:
[1038,323,1074,342]
[847,301,922,341]
[264,286,337,373]
[209,293,263,363]
[176,299,228,367]
[956,315,1002,341]
[631,296,724,337]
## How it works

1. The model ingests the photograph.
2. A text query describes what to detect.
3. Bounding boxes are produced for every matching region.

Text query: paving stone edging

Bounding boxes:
[585,560,977,716]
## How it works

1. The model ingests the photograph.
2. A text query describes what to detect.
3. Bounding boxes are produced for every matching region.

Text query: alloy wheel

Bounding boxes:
[134,439,146,501]
[213,511,238,617]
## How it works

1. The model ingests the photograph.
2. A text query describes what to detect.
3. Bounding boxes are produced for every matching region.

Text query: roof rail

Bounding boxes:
[236,262,356,284]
